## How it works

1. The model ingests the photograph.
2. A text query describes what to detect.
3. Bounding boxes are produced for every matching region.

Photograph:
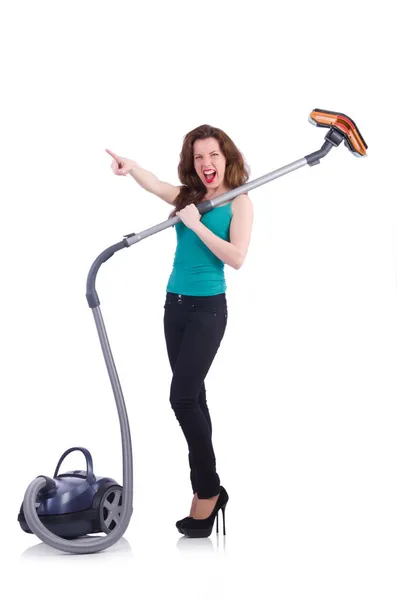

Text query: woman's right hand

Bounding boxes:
[105,149,137,176]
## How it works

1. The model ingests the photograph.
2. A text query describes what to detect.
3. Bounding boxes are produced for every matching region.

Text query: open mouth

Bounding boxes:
[203,170,216,183]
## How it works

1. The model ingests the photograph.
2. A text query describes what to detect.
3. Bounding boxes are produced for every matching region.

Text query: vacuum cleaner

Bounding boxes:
[18,109,367,554]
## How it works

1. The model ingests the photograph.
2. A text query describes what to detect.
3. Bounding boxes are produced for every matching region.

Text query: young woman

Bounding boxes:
[106,124,254,537]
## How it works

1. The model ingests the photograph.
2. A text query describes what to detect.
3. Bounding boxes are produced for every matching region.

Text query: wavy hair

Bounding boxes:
[169,124,250,218]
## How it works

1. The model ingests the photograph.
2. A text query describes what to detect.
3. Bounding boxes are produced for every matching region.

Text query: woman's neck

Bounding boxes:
[204,186,231,200]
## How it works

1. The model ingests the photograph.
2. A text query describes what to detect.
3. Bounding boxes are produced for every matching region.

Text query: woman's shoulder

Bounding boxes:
[230,193,253,215]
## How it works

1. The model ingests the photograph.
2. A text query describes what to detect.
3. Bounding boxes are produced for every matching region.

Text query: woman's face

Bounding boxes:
[193,137,227,191]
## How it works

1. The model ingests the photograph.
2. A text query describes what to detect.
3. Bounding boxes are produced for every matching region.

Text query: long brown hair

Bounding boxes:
[169,124,250,218]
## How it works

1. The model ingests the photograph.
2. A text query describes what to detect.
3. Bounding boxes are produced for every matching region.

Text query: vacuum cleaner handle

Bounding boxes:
[196,199,214,215]
[53,446,95,485]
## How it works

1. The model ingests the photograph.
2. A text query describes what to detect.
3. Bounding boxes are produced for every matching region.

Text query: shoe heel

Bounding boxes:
[215,509,223,535]
[221,505,226,535]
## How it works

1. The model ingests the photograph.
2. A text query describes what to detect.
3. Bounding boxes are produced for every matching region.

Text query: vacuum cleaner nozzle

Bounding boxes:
[308,108,368,157]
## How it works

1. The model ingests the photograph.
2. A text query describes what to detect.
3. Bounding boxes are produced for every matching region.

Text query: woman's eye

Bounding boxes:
[194,153,218,158]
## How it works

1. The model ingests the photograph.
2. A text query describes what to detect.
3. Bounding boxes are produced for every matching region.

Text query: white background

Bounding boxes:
[1,0,396,598]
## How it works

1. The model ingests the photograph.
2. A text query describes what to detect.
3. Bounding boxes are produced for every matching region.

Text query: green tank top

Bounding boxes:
[166,202,233,296]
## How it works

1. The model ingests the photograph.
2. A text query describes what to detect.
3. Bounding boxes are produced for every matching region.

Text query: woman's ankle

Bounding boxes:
[189,493,198,516]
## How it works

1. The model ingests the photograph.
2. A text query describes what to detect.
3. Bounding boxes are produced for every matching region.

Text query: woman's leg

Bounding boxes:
[188,383,212,492]
[163,332,213,434]
[165,303,227,499]
[163,310,214,493]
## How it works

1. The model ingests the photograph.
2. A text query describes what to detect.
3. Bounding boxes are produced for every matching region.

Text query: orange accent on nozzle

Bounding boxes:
[309,109,367,156]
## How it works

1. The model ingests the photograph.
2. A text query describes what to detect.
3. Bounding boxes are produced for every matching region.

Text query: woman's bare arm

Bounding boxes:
[106,148,180,205]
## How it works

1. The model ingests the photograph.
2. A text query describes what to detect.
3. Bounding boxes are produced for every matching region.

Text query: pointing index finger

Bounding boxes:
[105,148,120,161]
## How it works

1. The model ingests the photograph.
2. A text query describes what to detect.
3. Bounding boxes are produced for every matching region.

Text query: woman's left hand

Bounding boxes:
[176,204,202,231]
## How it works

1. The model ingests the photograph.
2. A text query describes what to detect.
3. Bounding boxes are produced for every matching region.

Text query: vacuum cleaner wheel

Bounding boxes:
[99,485,123,534]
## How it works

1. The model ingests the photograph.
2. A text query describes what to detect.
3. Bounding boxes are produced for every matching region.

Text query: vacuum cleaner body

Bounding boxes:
[18,447,122,539]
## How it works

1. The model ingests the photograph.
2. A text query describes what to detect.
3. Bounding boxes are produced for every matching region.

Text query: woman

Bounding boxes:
[106,124,254,537]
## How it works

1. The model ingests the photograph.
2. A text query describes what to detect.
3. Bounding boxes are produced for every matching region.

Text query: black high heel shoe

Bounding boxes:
[178,486,229,538]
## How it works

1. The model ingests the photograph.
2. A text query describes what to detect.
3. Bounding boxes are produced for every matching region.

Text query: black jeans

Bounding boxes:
[163,291,228,499]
